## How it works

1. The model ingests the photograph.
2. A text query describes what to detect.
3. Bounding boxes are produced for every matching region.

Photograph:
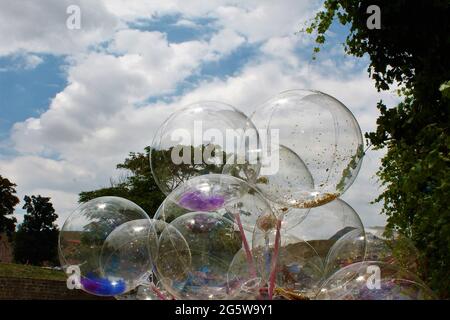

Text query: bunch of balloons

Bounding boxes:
[59,90,435,300]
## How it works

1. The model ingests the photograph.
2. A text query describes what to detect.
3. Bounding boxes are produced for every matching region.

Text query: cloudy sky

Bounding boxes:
[0,0,398,227]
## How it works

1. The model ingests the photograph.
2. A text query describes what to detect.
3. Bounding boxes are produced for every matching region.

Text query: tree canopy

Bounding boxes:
[307,0,450,297]
[0,175,19,240]
[79,147,165,217]
[14,195,59,265]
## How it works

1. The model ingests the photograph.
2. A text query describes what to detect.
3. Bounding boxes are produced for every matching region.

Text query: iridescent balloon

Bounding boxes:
[316,261,436,300]
[251,90,364,208]
[150,101,260,195]
[59,197,151,296]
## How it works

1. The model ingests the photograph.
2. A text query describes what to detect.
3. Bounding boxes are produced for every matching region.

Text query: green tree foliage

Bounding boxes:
[306,0,450,297]
[14,195,59,265]
[0,175,19,240]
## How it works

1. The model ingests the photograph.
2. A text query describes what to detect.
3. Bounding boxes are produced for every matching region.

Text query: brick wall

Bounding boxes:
[0,277,113,300]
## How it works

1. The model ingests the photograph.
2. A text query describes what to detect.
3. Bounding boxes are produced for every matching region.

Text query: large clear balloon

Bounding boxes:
[316,261,436,300]
[59,197,152,296]
[324,228,366,277]
[251,90,364,208]
[100,219,158,291]
[156,212,242,300]
[150,101,260,195]
[286,198,365,267]
[252,223,326,299]
[253,144,315,209]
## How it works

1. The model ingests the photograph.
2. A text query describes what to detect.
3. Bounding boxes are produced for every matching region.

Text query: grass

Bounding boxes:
[0,263,65,281]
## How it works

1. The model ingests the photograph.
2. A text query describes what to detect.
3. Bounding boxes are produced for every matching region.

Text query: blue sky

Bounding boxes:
[0,1,398,227]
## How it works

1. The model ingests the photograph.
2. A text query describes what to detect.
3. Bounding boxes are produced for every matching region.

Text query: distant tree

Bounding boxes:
[306,0,450,297]
[79,147,166,216]
[79,145,227,217]
[14,195,59,265]
[0,175,19,240]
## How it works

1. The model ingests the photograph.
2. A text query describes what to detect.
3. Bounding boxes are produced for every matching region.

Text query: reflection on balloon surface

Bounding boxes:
[151,101,260,195]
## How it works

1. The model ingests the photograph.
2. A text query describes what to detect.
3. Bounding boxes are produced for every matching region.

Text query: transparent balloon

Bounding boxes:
[286,198,365,266]
[100,219,158,291]
[59,197,151,296]
[156,212,242,300]
[316,261,436,300]
[162,174,275,232]
[253,144,315,209]
[227,248,264,300]
[150,101,260,195]
[252,225,325,299]
[325,228,366,277]
[251,90,364,208]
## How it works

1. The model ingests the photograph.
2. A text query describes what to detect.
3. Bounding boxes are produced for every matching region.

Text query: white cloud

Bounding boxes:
[0,0,119,56]
[1,0,397,230]
[24,54,43,69]
[0,53,43,72]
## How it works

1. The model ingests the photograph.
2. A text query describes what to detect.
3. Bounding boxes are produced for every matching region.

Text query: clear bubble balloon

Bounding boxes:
[286,198,365,266]
[252,226,325,299]
[324,228,366,277]
[150,101,260,195]
[316,261,436,300]
[59,197,151,296]
[153,198,190,224]
[156,212,242,300]
[162,174,275,232]
[251,90,364,208]
[253,144,315,209]
[227,248,264,300]
[100,219,158,291]
[154,223,192,291]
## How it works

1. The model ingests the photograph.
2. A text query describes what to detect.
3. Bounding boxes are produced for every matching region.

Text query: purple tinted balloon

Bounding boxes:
[179,191,225,211]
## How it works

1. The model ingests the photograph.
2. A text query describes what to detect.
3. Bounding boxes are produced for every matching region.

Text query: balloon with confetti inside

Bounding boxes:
[252,144,315,209]
[250,89,364,208]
